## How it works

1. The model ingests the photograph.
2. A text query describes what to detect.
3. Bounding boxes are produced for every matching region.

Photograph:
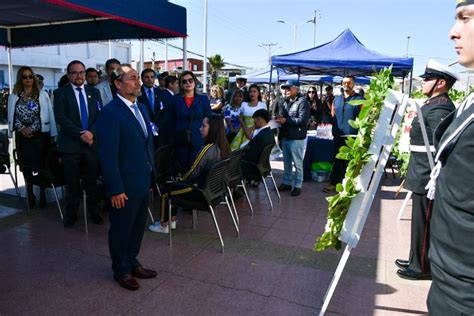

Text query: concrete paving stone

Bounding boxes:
[271,217,313,234]
[261,227,306,247]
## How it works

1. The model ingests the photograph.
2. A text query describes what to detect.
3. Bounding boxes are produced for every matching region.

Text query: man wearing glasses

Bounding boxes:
[396,60,457,281]
[54,60,103,228]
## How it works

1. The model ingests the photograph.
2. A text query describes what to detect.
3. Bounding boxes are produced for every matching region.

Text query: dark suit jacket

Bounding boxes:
[429,103,474,312]
[53,84,102,154]
[96,97,155,198]
[158,89,174,146]
[242,126,275,163]
[403,93,455,194]
[137,85,162,120]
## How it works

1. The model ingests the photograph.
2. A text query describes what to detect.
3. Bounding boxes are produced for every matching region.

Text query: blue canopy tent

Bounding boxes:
[270,29,414,91]
[0,0,187,90]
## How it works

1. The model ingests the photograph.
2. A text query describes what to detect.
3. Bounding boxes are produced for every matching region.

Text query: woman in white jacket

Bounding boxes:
[8,66,57,208]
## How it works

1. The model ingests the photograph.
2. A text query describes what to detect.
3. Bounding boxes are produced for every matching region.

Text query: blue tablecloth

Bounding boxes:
[303,137,335,181]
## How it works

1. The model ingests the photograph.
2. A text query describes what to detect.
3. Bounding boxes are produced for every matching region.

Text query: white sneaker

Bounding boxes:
[148,223,169,234]
[170,220,177,230]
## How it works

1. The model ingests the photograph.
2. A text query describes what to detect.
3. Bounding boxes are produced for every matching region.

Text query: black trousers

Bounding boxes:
[109,193,149,276]
[408,192,432,273]
[329,136,347,186]
[61,144,99,221]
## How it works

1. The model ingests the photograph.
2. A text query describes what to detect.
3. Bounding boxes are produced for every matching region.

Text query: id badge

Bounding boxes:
[28,100,38,111]
[149,122,159,136]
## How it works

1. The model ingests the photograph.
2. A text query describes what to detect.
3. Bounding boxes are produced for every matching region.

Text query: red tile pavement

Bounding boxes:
[0,165,429,315]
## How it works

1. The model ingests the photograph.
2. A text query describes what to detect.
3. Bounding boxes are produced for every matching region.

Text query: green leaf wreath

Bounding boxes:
[315,67,394,251]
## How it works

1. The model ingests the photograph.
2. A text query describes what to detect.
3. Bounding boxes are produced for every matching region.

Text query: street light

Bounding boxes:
[406,36,411,58]
[306,9,322,47]
[277,20,298,52]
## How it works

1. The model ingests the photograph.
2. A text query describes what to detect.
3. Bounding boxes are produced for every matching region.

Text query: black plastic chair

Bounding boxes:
[154,144,177,194]
[225,149,254,221]
[167,158,238,253]
[0,132,20,197]
[18,147,65,219]
[241,143,281,211]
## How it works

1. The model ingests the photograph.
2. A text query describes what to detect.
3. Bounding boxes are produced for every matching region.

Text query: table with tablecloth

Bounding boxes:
[303,136,335,181]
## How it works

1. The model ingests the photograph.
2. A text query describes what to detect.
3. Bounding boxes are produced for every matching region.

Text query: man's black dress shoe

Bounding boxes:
[90,214,104,225]
[291,188,301,197]
[131,266,158,279]
[64,219,76,228]
[278,184,292,191]
[395,259,410,269]
[114,274,140,290]
[396,268,432,280]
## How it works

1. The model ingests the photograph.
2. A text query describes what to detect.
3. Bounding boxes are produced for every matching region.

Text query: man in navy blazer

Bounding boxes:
[96,64,157,291]
[137,68,162,149]
[54,60,103,227]
[242,109,276,163]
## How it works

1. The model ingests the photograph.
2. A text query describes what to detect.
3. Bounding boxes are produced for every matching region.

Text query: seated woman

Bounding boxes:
[149,115,231,233]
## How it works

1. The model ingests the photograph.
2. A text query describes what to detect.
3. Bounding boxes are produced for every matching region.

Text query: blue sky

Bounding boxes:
[133,0,462,76]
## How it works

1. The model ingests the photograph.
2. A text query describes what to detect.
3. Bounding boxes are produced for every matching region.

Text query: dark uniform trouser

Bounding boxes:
[61,144,99,221]
[408,192,431,273]
[329,136,347,186]
[427,283,470,316]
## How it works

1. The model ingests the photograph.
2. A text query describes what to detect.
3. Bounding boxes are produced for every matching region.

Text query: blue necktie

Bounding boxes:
[147,88,154,113]
[131,104,148,137]
[76,87,88,130]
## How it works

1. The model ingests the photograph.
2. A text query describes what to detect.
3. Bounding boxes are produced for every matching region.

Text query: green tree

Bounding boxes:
[208,54,225,86]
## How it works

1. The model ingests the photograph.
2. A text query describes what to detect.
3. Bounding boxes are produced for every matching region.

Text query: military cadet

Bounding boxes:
[425,1,474,314]
[395,60,458,280]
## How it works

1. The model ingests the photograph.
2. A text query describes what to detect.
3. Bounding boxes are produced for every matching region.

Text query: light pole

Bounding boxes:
[277,20,298,52]
[306,10,322,47]
[406,36,411,57]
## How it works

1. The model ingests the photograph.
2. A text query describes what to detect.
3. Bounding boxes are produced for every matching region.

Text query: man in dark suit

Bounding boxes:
[138,68,162,149]
[426,2,474,314]
[96,64,157,291]
[242,109,275,163]
[157,75,178,147]
[54,60,103,227]
[396,59,457,281]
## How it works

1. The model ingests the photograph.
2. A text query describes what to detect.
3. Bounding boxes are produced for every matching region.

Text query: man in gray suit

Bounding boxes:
[54,60,103,227]
[95,58,120,106]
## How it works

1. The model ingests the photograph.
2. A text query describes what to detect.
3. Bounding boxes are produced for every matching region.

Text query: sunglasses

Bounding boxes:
[181,78,194,84]
[22,75,34,80]
[308,91,316,94]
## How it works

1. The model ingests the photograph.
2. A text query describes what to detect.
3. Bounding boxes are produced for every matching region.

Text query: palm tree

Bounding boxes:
[208,54,225,86]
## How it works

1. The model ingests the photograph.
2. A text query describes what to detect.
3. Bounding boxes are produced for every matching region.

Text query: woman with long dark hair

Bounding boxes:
[7,66,57,208]
[305,86,327,129]
[149,115,230,233]
[172,70,212,172]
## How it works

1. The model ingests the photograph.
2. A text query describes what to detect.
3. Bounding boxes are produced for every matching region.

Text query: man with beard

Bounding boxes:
[96,64,157,291]
[323,76,363,193]
[426,1,474,314]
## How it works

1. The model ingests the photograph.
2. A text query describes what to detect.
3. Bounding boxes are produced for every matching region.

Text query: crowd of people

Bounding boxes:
[4,2,474,311]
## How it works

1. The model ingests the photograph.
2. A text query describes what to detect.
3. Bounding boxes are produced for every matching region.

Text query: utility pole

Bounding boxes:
[203,0,208,93]
[307,10,321,47]
[259,42,278,65]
